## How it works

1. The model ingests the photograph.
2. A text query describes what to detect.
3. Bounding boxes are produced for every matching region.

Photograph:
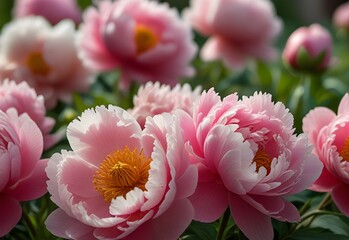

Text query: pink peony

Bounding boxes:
[45,105,198,239]
[129,82,202,127]
[78,0,197,88]
[0,79,62,149]
[0,108,47,237]
[178,90,323,240]
[13,0,81,25]
[185,0,282,70]
[0,16,95,109]
[333,2,349,31]
[303,93,349,217]
[282,24,333,72]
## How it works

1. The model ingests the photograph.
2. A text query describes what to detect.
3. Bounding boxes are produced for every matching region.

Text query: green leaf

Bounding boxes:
[180,221,217,240]
[288,227,349,240]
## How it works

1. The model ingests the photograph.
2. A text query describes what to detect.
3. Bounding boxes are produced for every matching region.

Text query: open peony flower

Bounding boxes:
[185,0,282,70]
[0,16,95,109]
[13,0,82,25]
[129,82,202,127]
[45,105,198,240]
[78,0,197,88]
[0,108,47,237]
[178,90,323,240]
[0,79,62,149]
[303,93,349,217]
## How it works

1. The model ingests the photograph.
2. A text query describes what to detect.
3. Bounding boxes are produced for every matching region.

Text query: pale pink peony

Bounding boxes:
[282,24,333,72]
[45,105,198,240]
[78,0,197,88]
[13,0,81,25]
[129,82,202,127]
[0,108,47,237]
[333,2,349,30]
[0,79,62,149]
[303,93,349,217]
[185,0,282,70]
[178,90,323,240]
[0,16,95,109]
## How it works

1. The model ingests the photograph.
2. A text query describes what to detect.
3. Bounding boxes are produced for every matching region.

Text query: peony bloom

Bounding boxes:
[178,90,323,240]
[129,82,202,127]
[303,93,349,217]
[13,0,81,25]
[45,105,197,239]
[185,0,282,70]
[333,2,349,31]
[282,24,333,72]
[78,0,197,88]
[0,108,47,237]
[0,16,95,109]
[0,79,62,149]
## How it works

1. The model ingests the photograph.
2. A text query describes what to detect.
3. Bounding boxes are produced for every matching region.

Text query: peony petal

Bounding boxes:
[338,93,349,115]
[189,181,228,222]
[0,150,10,192]
[0,195,22,237]
[302,107,336,146]
[229,193,274,240]
[332,183,349,217]
[309,166,341,192]
[5,159,47,201]
[45,209,95,240]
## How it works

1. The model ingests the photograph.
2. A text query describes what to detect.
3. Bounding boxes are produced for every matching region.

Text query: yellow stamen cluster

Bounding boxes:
[93,146,152,202]
[25,51,51,76]
[253,148,273,174]
[134,25,158,55]
[340,136,349,162]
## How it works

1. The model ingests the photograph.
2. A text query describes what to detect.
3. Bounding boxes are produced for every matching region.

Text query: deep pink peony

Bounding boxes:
[0,16,95,109]
[282,24,332,72]
[129,82,202,127]
[178,90,323,240]
[0,108,47,237]
[77,0,197,88]
[333,2,349,31]
[303,93,349,217]
[13,0,81,25]
[0,79,62,149]
[185,0,282,70]
[45,105,198,239]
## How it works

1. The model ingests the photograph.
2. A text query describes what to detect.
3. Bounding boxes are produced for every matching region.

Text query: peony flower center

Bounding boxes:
[93,146,152,202]
[253,148,272,174]
[134,25,158,55]
[340,136,349,162]
[25,51,51,76]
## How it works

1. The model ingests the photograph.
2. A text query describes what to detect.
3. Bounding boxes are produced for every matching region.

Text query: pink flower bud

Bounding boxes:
[13,0,81,25]
[333,2,349,30]
[282,24,332,72]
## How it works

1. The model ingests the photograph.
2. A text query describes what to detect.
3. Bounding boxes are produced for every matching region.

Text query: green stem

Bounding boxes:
[216,209,231,240]
[22,207,36,239]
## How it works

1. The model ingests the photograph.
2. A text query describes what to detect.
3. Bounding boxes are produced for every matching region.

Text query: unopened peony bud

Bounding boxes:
[282,24,332,72]
[333,2,349,31]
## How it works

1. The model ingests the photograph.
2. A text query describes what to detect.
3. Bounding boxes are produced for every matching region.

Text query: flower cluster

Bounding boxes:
[2,0,349,239]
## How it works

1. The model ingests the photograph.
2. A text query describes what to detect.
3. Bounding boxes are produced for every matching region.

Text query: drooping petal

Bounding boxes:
[0,195,22,237]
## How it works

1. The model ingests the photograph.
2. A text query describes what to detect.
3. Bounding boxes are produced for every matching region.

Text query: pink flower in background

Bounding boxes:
[282,24,333,72]
[303,93,349,217]
[0,108,47,237]
[0,79,62,149]
[45,105,197,239]
[78,0,197,88]
[178,90,322,240]
[129,82,202,127]
[13,0,81,25]
[333,2,349,31]
[185,0,282,70]
[0,16,95,109]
